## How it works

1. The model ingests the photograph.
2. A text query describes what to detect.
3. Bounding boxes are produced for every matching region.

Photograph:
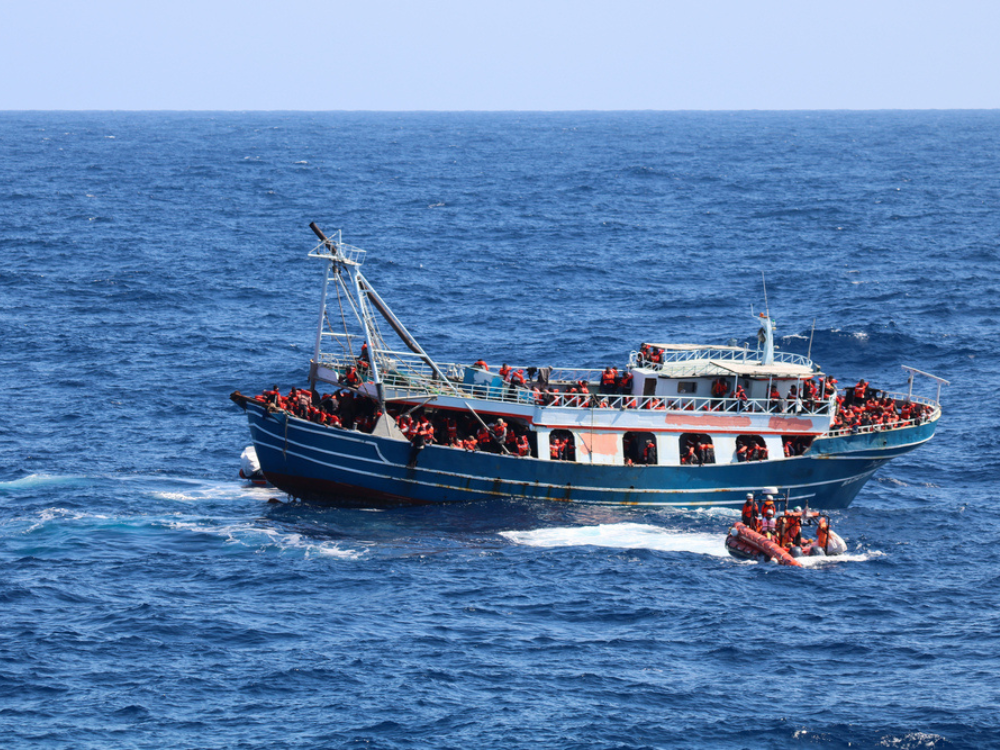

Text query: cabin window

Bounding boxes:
[781,435,813,457]
[680,433,715,465]
[736,435,768,462]
[623,432,657,466]
[643,378,657,397]
[549,429,576,462]
[677,381,698,394]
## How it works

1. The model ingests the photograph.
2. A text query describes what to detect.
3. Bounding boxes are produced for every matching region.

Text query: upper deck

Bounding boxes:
[310,350,839,435]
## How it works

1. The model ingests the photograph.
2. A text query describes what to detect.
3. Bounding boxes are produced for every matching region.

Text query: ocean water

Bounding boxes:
[1,111,998,749]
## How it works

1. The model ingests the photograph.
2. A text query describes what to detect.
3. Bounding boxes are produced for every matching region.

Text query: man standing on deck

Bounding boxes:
[741,493,759,530]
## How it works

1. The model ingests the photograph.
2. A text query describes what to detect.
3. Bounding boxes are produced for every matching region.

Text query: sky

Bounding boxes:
[3,0,998,110]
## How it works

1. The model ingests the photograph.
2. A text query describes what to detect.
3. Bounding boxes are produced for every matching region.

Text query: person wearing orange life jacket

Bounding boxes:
[854,379,868,402]
[473,359,489,371]
[510,369,527,388]
[357,341,371,372]
[600,368,617,394]
[682,442,699,465]
[339,365,361,389]
[760,507,777,539]
[463,436,477,452]
[816,516,831,550]
[445,417,458,445]
[477,426,493,451]
[505,428,519,451]
[642,439,657,465]
[741,493,759,528]
[498,363,512,381]
[768,385,782,413]
[400,414,417,440]
[618,371,632,394]
[416,416,435,444]
[551,437,567,461]
[781,509,804,550]
[732,384,748,410]
[517,435,530,456]
[701,440,715,464]
[711,378,730,399]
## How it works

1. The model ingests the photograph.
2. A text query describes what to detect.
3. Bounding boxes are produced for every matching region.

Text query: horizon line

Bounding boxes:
[2,107,999,114]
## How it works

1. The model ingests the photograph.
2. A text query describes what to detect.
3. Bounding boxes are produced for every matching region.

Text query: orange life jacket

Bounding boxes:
[817,521,830,548]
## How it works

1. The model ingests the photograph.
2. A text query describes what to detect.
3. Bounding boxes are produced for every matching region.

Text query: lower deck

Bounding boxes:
[243,401,939,509]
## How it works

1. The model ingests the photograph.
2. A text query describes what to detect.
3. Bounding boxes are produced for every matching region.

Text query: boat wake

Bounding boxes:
[165,519,367,560]
[500,522,730,557]
[150,481,272,503]
[0,474,91,492]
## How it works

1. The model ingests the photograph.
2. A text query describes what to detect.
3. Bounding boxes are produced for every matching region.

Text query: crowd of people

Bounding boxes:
[832,379,931,432]
[251,383,538,456]
[680,434,716,465]
[245,366,931,466]
[740,494,832,552]
[397,412,534,457]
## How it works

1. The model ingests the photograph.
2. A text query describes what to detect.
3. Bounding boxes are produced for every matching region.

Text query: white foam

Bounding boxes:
[150,481,271,503]
[165,519,366,560]
[796,549,882,567]
[501,522,730,557]
[878,731,947,748]
[0,474,88,491]
[23,507,112,532]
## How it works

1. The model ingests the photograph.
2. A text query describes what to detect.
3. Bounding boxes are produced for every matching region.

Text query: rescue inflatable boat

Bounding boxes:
[725,512,847,565]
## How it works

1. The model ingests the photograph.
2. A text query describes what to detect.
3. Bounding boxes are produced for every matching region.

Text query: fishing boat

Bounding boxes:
[230,223,946,509]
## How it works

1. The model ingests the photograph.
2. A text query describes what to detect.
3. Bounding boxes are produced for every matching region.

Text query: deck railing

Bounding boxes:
[822,390,941,439]
[628,346,816,373]
[313,352,837,418]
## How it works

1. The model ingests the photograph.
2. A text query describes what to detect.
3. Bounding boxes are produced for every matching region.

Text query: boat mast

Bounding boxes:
[310,223,388,403]
[308,223,459,401]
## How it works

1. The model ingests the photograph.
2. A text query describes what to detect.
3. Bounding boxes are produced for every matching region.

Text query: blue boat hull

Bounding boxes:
[244,402,937,509]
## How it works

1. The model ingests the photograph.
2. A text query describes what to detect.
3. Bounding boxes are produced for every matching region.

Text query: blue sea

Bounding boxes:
[1,111,998,749]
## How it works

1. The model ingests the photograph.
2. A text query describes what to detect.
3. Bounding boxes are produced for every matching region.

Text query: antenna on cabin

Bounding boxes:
[807,318,816,360]
[762,271,770,320]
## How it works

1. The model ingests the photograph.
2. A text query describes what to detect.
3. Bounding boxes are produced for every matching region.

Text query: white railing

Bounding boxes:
[629,346,816,373]
[312,352,836,417]
[821,391,941,439]
[308,235,367,266]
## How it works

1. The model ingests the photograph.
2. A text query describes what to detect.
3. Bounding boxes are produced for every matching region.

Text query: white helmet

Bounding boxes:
[765,494,774,501]
[746,493,754,500]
